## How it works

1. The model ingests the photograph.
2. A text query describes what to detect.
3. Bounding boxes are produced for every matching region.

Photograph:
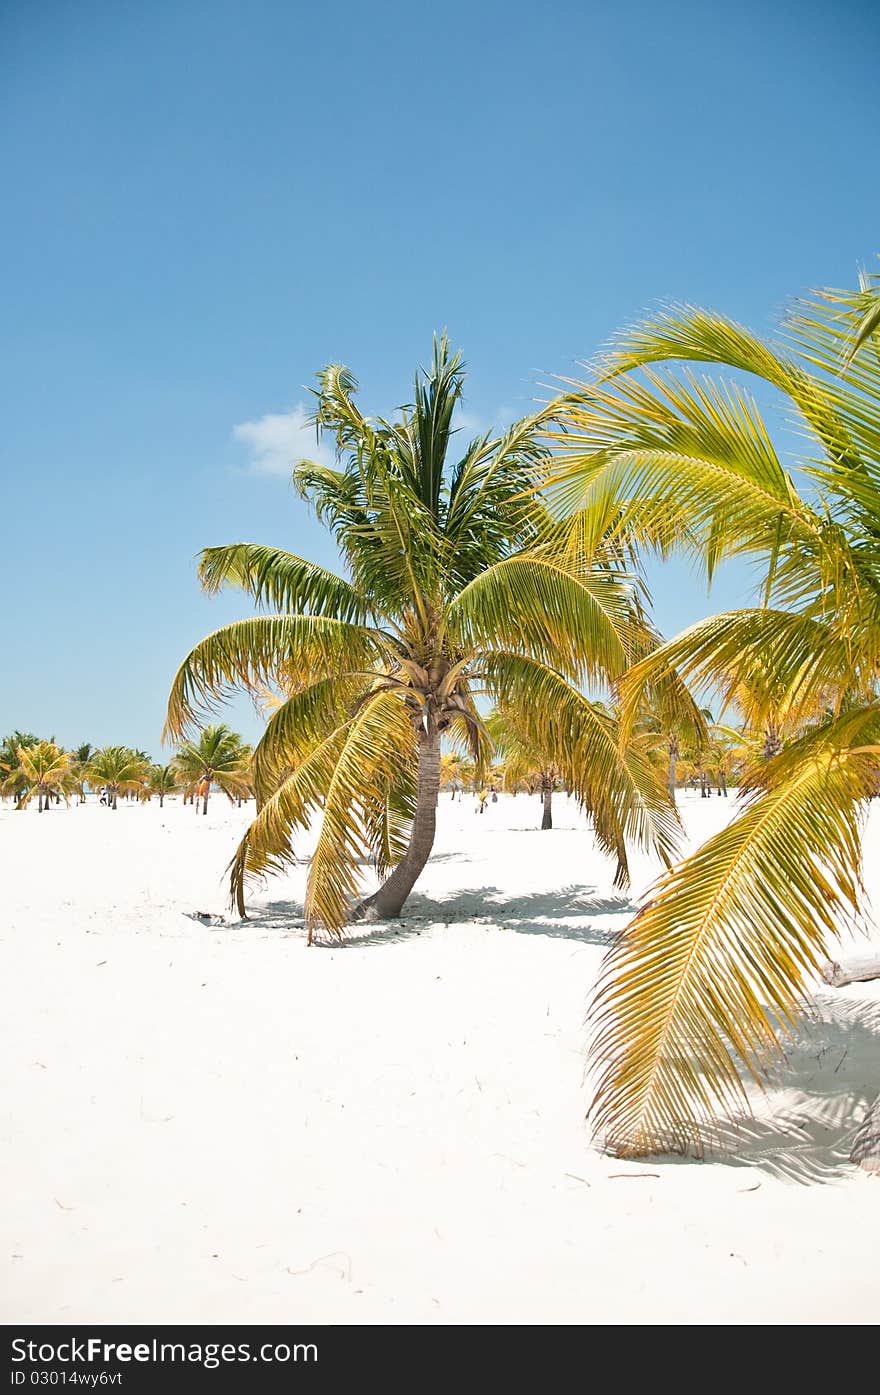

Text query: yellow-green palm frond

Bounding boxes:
[198,543,371,623]
[483,653,681,882]
[229,722,352,916]
[230,693,418,934]
[449,553,637,684]
[617,607,862,747]
[590,705,880,1157]
[251,673,363,800]
[164,614,385,741]
[597,303,859,470]
[543,367,812,577]
[303,692,418,935]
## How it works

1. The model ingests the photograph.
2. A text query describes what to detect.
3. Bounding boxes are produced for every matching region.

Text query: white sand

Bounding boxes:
[3,791,879,1325]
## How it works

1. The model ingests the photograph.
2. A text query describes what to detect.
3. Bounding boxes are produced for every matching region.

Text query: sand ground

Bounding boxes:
[3,790,879,1324]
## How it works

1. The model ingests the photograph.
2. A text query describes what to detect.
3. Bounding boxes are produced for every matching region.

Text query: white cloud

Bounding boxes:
[233,403,335,476]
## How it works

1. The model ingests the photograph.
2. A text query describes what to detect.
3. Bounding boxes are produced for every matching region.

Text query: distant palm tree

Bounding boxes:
[165,335,681,937]
[5,741,75,811]
[70,743,95,804]
[86,746,149,810]
[173,725,251,814]
[0,731,40,807]
[146,763,181,808]
[486,711,560,829]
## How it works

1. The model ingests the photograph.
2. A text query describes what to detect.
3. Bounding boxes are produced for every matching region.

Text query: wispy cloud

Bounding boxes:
[233,403,334,476]
[233,400,520,478]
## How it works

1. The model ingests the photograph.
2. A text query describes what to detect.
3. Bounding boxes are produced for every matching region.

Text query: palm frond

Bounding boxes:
[450,553,638,683]
[198,543,371,622]
[590,705,880,1157]
[164,615,384,740]
[484,653,681,882]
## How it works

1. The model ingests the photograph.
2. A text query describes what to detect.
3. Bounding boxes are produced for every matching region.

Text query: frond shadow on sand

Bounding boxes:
[652,996,880,1185]
[239,884,634,949]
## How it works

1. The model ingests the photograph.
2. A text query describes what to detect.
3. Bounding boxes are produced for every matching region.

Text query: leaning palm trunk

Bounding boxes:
[355,728,442,922]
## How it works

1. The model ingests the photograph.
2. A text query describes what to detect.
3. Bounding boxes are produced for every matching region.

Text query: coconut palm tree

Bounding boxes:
[439,752,472,800]
[146,763,181,808]
[173,725,251,814]
[6,741,76,811]
[547,267,880,1162]
[69,742,95,804]
[86,746,149,810]
[486,711,563,829]
[0,731,40,807]
[165,335,683,938]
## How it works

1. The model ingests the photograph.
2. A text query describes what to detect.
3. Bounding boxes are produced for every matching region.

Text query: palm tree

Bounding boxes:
[165,335,681,939]
[439,752,471,800]
[86,746,149,810]
[547,267,880,1162]
[0,731,40,807]
[173,725,251,814]
[5,741,75,811]
[70,742,95,804]
[486,710,563,829]
[146,763,181,808]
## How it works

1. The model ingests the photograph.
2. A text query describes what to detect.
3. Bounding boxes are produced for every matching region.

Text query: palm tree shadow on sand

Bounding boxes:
[240,884,633,949]
[226,900,880,1184]
[653,997,880,1184]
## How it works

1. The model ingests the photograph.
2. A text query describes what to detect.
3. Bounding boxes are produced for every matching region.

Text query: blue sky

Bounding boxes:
[2,0,878,755]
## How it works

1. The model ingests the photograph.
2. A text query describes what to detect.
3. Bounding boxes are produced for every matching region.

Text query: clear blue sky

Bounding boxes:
[2,0,878,755]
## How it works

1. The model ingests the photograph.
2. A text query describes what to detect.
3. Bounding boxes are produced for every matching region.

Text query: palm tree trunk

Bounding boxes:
[112,788,118,810]
[354,727,441,923]
[541,776,553,830]
[202,785,209,815]
[667,736,679,803]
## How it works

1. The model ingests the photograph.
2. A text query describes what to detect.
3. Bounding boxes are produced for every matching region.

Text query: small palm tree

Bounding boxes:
[165,335,681,938]
[0,731,40,807]
[146,763,181,808]
[173,725,251,814]
[6,741,75,811]
[486,711,561,828]
[86,746,149,810]
[69,742,95,805]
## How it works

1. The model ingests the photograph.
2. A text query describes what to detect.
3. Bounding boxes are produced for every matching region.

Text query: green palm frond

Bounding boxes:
[198,544,371,623]
[304,692,418,933]
[251,673,363,799]
[228,722,352,917]
[617,607,863,743]
[449,553,637,683]
[164,615,385,740]
[590,706,880,1157]
[484,653,680,882]
[543,367,812,577]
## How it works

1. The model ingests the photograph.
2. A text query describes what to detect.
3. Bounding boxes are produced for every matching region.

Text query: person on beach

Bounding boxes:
[477,788,488,814]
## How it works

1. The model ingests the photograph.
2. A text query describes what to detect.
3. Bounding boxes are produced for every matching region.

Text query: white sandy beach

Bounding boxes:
[3,791,879,1325]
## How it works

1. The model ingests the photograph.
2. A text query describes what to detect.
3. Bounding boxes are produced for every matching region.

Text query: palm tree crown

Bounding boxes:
[86,746,149,810]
